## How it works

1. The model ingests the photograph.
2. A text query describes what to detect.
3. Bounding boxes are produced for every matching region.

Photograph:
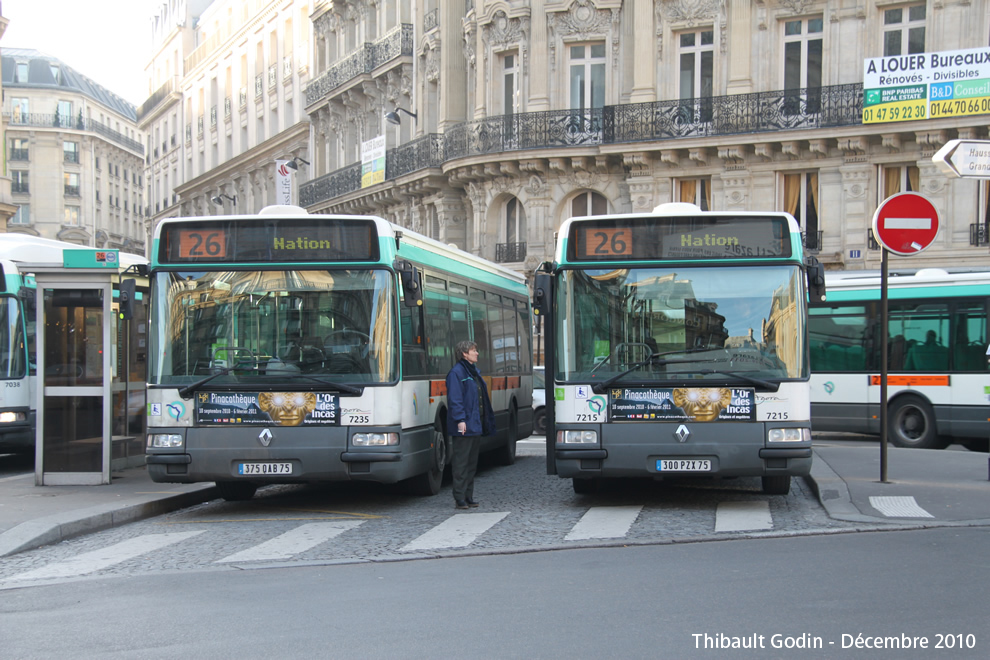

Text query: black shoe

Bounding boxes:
[466,498,479,508]
[455,500,470,510]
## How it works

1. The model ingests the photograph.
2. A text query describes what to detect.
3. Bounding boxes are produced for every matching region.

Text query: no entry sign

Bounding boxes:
[871,192,940,256]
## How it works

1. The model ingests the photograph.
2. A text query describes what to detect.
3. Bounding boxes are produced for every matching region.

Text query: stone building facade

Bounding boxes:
[2,49,145,251]
[299,0,990,277]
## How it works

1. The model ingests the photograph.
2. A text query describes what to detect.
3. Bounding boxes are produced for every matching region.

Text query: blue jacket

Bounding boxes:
[446,359,496,437]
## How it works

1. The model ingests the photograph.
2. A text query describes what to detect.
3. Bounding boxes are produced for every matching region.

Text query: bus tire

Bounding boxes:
[533,408,547,436]
[496,407,518,466]
[761,475,791,495]
[572,478,600,494]
[406,418,447,496]
[216,481,258,501]
[888,396,946,449]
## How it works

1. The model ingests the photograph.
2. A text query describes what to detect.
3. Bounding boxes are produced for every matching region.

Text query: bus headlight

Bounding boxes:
[148,433,184,448]
[556,430,598,445]
[767,428,810,443]
[0,411,26,423]
[352,432,399,447]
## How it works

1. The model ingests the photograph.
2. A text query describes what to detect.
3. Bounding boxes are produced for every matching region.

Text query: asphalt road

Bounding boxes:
[1,527,986,659]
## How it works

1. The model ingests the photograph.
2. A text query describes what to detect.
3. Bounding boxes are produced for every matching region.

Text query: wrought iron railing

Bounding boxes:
[301,83,865,209]
[969,223,989,246]
[802,230,824,252]
[3,113,144,153]
[868,231,880,250]
[495,242,527,263]
[306,24,414,106]
[136,77,179,120]
[9,148,28,161]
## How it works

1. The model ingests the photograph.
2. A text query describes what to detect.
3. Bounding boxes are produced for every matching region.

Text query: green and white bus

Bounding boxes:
[533,203,826,495]
[809,268,990,451]
[145,206,533,500]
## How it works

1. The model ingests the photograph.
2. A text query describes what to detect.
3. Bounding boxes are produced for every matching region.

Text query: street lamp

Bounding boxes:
[283,156,310,172]
[384,107,417,125]
[211,193,237,206]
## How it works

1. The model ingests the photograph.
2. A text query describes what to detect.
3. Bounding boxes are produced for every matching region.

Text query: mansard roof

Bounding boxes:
[1,47,136,121]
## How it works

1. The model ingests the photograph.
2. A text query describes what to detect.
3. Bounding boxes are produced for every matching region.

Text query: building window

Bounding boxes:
[50,65,61,84]
[64,172,81,197]
[57,100,73,126]
[63,141,80,164]
[782,172,820,250]
[501,51,519,115]
[15,62,28,83]
[783,17,823,114]
[679,30,714,123]
[974,181,990,246]
[11,98,29,123]
[10,138,29,161]
[570,191,608,218]
[568,43,606,111]
[881,165,920,198]
[64,206,81,226]
[505,196,526,244]
[678,178,712,211]
[11,206,30,225]
[11,171,29,194]
[884,4,926,56]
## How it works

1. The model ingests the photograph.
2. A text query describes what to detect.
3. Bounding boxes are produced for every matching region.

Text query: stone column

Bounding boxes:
[528,0,549,111]
[629,0,656,103]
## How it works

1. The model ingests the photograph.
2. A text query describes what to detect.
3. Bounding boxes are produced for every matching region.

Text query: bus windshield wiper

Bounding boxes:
[592,347,715,393]
[177,359,266,399]
[666,369,780,392]
[262,368,363,395]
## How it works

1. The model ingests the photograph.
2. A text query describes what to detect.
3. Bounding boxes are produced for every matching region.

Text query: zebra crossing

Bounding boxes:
[2,501,776,583]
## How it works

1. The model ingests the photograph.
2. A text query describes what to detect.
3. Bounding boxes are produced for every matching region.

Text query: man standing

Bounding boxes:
[446,340,496,509]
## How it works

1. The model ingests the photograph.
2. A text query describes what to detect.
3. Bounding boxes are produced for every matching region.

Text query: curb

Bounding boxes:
[0,485,218,558]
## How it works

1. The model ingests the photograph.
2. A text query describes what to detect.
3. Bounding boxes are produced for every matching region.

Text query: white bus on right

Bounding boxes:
[809,268,990,452]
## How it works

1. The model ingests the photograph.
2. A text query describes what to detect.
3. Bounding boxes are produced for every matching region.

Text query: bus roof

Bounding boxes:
[0,234,147,271]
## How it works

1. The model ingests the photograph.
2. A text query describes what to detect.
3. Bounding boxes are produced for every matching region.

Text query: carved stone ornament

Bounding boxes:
[485,10,523,50]
[660,0,724,26]
[547,0,618,70]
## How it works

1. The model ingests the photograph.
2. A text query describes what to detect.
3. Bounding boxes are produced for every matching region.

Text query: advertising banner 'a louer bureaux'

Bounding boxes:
[863,46,990,124]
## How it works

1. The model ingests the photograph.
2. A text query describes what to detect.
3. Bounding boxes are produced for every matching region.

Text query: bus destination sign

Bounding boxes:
[162,218,379,263]
[570,216,791,261]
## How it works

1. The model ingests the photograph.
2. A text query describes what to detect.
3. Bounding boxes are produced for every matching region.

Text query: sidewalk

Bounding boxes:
[1,440,988,558]
[0,466,216,557]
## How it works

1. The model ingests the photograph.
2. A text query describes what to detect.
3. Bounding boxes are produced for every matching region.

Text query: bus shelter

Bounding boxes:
[26,248,147,485]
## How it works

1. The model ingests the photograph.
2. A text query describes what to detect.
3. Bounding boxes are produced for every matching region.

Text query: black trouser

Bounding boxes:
[451,435,481,502]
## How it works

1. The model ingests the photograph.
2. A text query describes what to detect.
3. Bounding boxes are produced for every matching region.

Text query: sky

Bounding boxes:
[3,0,167,106]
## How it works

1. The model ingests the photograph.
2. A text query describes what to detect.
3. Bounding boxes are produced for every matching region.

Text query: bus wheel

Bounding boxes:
[216,481,258,501]
[761,475,791,495]
[533,408,547,436]
[572,478,600,494]
[496,407,518,466]
[407,420,446,496]
[889,396,946,449]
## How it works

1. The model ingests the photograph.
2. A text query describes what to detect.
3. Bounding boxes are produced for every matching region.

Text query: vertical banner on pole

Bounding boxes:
[275,160,293,205]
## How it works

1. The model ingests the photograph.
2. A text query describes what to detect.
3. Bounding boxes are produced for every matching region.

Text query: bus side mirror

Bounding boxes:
[395,260,423,308]
[119,278,137,320]
[805,257,826,303]
[532,272,551,317]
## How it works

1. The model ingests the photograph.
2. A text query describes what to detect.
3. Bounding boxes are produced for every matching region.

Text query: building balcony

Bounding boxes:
[305,24,414,108]
[136,76,181,121]
[802,231,824,252]
[3,112,144,154]
[9,148,28,161]
[64,185,80,197]
[301,83,863,209]
[495,242,527,263]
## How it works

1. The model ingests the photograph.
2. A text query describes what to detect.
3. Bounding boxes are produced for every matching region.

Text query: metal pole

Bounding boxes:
[880,248,889,483]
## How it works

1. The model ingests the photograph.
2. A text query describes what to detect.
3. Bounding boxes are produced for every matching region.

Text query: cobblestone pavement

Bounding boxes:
[0,439,870,587]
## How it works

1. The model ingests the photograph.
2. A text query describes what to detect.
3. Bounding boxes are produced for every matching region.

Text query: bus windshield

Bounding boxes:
[556,265,806,382]
[0,295,28,379]
[149,269,397,386]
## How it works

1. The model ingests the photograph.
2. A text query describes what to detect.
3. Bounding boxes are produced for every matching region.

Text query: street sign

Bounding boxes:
[932,139,990,179]
[871,192,940,256]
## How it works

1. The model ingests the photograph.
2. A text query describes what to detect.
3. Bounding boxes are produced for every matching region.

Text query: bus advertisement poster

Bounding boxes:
[195,391,340,426]
[608,387,755,422]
